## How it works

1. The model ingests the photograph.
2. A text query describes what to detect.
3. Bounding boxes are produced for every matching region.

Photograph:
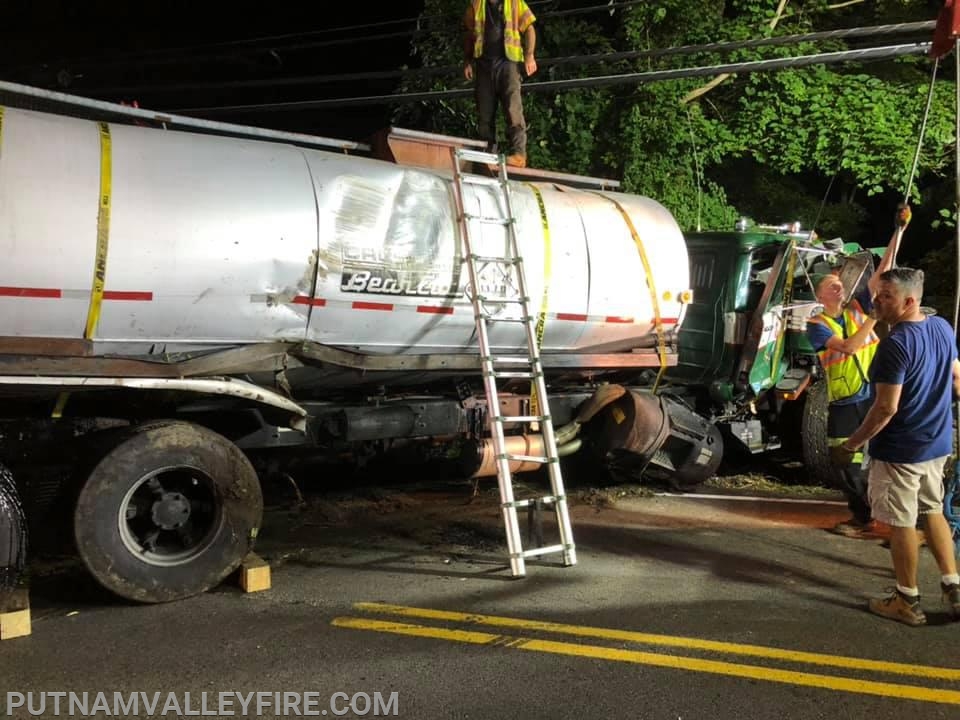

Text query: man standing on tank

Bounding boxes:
[463,0,537,168]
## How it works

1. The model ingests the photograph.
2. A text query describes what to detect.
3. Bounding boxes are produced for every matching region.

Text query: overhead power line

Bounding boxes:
[83,20,936,98]
[168,42,932,114]
[11,1,648,75]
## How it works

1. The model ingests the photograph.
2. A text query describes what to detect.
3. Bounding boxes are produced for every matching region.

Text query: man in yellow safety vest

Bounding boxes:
[462,0,537,168]
[806,212,905,537]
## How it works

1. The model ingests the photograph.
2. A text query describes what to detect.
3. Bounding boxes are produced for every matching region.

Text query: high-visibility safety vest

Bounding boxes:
[466,0,536,62]
[808,300,879,403]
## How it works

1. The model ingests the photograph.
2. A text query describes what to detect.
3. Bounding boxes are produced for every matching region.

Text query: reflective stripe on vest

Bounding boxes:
[471,0,536,62]
[809,300,878,403]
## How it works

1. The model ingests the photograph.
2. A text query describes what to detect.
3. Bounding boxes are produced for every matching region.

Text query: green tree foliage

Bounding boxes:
[394,0,955,242]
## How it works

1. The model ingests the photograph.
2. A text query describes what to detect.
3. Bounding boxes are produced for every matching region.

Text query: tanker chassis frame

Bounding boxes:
[0,337,723,603]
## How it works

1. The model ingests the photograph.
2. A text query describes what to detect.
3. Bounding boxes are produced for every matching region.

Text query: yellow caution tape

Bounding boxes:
[84,122,112,339]
[51,392,71,419]
[592,192,668,391]
[525,183,553,418]
[769,241,797,386]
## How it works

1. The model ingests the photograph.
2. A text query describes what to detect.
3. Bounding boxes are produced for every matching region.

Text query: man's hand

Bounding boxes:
[895,203,912,229]
[524,55,537,77]
[830,444,856,466]
[464,62,474,81]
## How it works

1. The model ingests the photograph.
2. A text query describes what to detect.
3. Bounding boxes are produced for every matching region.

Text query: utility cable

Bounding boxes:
[168,42,932,114]
[82,20,937,98]
[685,106,703,232]
[903,55,940,206]
[6,1,648,74]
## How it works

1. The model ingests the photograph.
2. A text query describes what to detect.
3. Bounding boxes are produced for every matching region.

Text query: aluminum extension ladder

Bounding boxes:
[449,147,576,576]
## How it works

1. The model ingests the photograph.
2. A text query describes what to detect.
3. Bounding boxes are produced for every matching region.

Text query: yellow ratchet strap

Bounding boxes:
[84,121,112,339]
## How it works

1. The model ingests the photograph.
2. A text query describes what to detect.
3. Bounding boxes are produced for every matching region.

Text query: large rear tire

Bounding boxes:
[74,421,262,603]
[0,462,27,591]
[801,382,844,489]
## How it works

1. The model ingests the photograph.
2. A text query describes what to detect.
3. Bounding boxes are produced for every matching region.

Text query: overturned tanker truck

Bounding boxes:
[0,100,731,603]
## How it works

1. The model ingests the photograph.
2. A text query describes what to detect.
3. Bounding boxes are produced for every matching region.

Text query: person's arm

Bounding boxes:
[821,315,877,355]
[867,206,909,297]
[953,359,960,399]
[463,5,476,80]
[523,25,537,76]
[841,382,901,452]
[867,228,901,297]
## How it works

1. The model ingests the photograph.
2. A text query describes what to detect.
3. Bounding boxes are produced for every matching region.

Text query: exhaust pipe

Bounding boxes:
[468,436,582,478]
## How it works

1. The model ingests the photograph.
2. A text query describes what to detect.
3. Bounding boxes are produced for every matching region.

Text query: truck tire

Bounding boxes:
[1,461,28,591]
[800,382,844,489]
[74,421,262,603]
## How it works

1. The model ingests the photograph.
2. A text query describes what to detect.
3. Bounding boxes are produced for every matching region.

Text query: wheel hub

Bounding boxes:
[151,491,191,530]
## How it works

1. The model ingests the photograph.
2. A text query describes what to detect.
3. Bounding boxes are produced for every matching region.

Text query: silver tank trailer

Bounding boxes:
[0,105,721,604]
[0,106,691,364]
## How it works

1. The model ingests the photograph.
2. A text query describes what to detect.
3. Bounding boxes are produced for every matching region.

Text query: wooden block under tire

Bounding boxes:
[0,589,31,640]
[239,553,271,593]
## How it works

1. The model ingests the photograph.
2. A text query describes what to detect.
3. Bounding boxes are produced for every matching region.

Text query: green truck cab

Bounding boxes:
[665,222,875,483]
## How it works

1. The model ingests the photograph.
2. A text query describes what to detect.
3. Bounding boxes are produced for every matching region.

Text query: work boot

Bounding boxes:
[506,154,527,168]
[868,589,927,626]
[830,518,876,538]
[942,583,960,619]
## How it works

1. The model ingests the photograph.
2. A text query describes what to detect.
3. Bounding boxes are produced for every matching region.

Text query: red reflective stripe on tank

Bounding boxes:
[352,301,394,311]
[604,316,634,324]
[417,305,454,315]
[292,296,327,307]
[102,291,153,301]
[0,286,62,298]
[556,313,588,322]
[658,317,679,325]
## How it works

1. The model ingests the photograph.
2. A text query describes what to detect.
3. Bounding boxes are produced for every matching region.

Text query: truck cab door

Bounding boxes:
[736,240,797,396]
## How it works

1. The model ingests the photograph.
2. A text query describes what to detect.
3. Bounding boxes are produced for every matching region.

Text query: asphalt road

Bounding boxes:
[3,485,959,719]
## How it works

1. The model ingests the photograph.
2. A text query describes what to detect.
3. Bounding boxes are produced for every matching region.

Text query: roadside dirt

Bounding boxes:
[256,471,847,565]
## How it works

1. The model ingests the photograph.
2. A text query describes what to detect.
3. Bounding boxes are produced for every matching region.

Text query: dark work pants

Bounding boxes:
[474,57,527,156]
[827,396,873,524]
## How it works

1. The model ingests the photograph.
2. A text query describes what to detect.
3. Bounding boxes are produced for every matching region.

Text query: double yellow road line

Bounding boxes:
[333,603,960,705]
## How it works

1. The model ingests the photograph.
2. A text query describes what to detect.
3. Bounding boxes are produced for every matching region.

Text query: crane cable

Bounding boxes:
[953,42,960,333]
[951,39,960,553]
[889,54,941,269]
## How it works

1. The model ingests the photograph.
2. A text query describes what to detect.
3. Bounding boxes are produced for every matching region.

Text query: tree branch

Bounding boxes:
[681,74,731,104]
[826,0,865,9]
[681,0,790,105]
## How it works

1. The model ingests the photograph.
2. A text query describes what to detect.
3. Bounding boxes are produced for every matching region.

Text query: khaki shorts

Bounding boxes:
[867,457,948,528]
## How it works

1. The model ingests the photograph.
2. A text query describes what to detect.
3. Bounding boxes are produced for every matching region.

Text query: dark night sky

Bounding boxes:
[0,0,430,141]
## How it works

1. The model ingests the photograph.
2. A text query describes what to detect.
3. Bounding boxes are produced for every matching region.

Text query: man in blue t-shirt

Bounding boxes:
[834,268,960,626]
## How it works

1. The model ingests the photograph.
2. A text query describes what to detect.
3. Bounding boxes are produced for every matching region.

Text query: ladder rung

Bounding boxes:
[464,213,513,226]
[509,496,561,508]
[514,544,573,560]
[478,315,533,323]
[494,415,550,423]
[459,174,504,188]
[468,254,521,264]
[487,355,534,364]
[455,148,501,164]
[486,370,539,379]
[478,295,529,304]
[500,454,556,464]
